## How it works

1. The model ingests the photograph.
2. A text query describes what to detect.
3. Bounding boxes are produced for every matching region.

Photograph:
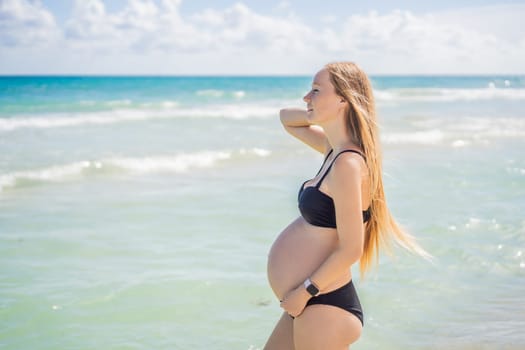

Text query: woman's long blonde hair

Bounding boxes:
[325,62,430,276]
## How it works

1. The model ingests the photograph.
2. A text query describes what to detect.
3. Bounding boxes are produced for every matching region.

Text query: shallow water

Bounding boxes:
[1,75,524,349]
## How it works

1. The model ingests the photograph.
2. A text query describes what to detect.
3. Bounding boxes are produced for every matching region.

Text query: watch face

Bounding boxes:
[306,283,319,296]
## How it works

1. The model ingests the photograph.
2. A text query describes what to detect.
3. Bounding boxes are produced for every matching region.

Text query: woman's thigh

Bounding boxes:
[293,305,362,350]
[264,312,294,350]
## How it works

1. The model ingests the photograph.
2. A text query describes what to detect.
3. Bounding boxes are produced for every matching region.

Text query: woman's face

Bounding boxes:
[303,68,345,124]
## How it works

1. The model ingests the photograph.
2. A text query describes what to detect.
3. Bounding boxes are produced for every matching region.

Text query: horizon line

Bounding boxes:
[1,73,524,78]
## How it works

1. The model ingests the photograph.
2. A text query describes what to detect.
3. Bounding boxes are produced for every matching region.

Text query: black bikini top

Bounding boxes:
[298,149,371,228]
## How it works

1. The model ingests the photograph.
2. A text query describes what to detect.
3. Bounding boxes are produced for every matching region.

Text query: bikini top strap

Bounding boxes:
[315,149,365,188]
[314,149,333,177]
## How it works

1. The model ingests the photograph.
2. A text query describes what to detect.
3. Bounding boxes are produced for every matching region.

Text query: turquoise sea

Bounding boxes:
[1,75,524,349]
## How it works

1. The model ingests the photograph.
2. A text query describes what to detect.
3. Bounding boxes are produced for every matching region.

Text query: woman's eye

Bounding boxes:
[312,89,319,93]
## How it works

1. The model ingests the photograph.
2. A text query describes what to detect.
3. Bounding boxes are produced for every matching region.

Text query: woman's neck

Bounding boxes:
[321,117,360,153]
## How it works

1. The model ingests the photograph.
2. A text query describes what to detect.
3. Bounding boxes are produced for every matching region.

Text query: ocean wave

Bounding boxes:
[0,104,278,132]
[105,152,232,174]
[375,87,525,102]
[171,104,275,119]
[196,89,225,97]
[438,116,525,145]
[0,111,151,131]
[0,161,92,192]
[0,148,271,192]
[106,99,133,107]
[77,99,180,109]
[382,130,445,145]
[382,117,525,146]
[196,89,246,99]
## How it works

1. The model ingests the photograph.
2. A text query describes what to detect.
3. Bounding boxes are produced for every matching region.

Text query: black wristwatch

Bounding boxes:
[304,278,320,297]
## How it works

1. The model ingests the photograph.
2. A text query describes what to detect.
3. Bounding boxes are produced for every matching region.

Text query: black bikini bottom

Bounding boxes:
[305,280,364,326]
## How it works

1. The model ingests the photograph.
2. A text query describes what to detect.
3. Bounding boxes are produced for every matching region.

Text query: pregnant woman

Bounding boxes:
[265,62,428,349]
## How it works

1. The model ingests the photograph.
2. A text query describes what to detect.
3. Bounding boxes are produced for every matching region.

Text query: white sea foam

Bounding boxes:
[196,89,246,99]
[106,151,232,174]
[0,104,277,132]
[0,148,271,192]
[233,91,246,99]
[106,99,132,107]
[382,115,525,146]
[239,147,271,157]
[196,89,224,97]
[160,101,179,108]
[375,87,525,102]
[449,117,525,139]
[451,139,469,148]
[0,110,154,131]
[175,104,276,119]
[0,161,91,191]
[382,129,445,145]
[136,101,180,109]
[506,167,525,176]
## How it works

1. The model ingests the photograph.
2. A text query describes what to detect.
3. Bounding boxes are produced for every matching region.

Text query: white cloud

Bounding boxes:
[191,3,312,52]
[313,7,524,74]
[65,0,115,41]
[59,0,315,55]
[62,0,210,52]
[0,0,60,47]
[0,0,524,74]
[340,10,488,55]
[64,0,169,50]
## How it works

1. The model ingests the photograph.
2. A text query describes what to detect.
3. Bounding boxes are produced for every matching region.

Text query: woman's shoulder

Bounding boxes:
[333,152,363,172]
[329,151,366,185]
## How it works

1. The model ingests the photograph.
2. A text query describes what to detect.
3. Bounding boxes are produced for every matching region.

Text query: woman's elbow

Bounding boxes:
[349,248,363,266]
[279,108,289,125]
[338,245,363,267]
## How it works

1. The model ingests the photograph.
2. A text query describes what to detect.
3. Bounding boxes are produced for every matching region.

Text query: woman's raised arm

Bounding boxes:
[279,108,328,154]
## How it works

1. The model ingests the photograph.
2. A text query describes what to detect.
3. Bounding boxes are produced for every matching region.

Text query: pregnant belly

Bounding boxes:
[267,217,345,300]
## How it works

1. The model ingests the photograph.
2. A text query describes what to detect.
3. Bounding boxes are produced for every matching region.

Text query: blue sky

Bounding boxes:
[41,0,525,24]
[1,0,524,75]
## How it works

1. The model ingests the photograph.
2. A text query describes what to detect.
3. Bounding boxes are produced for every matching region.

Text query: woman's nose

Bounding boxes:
[303,91,311,102]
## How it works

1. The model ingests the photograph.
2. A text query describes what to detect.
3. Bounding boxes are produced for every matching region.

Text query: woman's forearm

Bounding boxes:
[309,246,362,293]
[279,108,310,127]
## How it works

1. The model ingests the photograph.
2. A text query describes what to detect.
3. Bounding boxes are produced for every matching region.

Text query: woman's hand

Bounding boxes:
[279,108,328,154]
[280,284,311,318]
